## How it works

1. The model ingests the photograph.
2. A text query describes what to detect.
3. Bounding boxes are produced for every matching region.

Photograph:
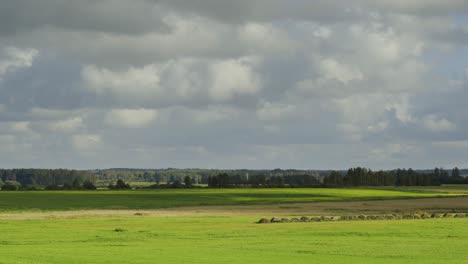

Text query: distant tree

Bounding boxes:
[171,180,183,188]
[114,179,131,190]
[45,184,61,190]
[82,180,96,190]
[72,178,81,190]
[324,171,342,187]
[439,168,449,184]
[1,181,21,191]
[184,176,193,188]
[62,182,73,190]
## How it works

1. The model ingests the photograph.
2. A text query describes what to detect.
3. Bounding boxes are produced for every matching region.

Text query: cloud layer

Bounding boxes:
[1,1,468,169]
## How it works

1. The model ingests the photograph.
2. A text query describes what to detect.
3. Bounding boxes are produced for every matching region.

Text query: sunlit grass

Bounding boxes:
[1,216,467,263]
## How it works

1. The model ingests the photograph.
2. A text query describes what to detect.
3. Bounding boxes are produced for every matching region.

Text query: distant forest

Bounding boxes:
[0,167,467,190]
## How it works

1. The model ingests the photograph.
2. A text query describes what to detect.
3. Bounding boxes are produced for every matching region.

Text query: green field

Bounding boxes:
[2,187,468,263]
[0,187,463,212]
[1,216,467,264]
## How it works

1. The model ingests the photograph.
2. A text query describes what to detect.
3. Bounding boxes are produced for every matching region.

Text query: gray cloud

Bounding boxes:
[0,0,169,36]
[0,1,467,169]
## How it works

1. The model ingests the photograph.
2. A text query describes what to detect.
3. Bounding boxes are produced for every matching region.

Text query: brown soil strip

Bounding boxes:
[2,196,468,220]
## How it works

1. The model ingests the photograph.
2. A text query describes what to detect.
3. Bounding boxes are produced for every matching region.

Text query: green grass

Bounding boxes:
[2,187,468,263]
[0,188,462,212]
[1,216,467,263]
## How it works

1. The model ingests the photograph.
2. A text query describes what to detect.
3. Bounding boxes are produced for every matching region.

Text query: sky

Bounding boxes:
[0,0,468,170]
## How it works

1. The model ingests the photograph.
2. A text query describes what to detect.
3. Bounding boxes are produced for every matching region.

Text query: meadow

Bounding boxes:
[1,216,468,264]
[0,187,464,212]
[2,186,468,263]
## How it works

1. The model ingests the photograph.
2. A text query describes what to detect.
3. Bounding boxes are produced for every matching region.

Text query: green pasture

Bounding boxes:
[1,216,467,264]
[0,187,463,212]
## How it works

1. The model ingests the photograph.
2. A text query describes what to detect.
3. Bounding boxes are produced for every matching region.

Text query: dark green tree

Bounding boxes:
[115,179,131,189]
[82,180,96,190]
[1,181,21,191]
[72,178,81,189]
[184,176,193,188]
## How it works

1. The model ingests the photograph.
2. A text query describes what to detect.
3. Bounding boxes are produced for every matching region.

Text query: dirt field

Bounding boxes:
[2,196,468,220]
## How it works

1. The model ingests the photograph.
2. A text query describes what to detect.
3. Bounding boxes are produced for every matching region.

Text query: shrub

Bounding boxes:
[45,184,61,190]
[82,180,96,190]
[20,185,38,191]
[114,179,131,190]
[1,181,21,191]
[62,183,73,190]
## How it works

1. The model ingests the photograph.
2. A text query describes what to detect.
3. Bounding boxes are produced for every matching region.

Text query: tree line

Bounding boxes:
[207,167,467,188]
[0,167,466,190]
[0,169,96,191]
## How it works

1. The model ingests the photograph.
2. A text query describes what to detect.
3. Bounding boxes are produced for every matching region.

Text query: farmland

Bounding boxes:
[1,215,468,263]
[0,187,465,212]
[2,186,468,263]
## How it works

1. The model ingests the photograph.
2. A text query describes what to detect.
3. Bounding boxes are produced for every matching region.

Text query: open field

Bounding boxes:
[2,186,468,263]
[2,196,468,220]
[1,187,466,212]
[1,216,468,264]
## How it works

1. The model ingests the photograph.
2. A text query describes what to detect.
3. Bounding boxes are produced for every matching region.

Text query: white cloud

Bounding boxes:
[369,143,402,160]
[331,93,414,141]
[190,106,240,124]
[105,109,158,128]
[82,64,162,99]
[209,57,262,101]
[350,25,403,63]
[422,115,456,132]
[385,96,413,123]
[238,23,297,54]
[256,101,296,121]
[30,108,74,120]
[10,122,31,133]
[72,134,101,152]
[0,47,38,79]
[83,56,262,104]
[320,58,364,84]
[49,117,84,132]
[367,121,389,133]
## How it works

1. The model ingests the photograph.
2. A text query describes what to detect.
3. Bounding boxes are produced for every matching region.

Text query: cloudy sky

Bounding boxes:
[0,0,467,169]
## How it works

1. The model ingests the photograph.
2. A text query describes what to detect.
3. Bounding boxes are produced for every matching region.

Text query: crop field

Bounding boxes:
[2,186,468,263]
[0,187,465,212]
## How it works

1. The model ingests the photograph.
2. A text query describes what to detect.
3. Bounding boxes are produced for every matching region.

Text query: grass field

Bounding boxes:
[0,187,464,212]
[1,216,468,264]
[2,186,468,263]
